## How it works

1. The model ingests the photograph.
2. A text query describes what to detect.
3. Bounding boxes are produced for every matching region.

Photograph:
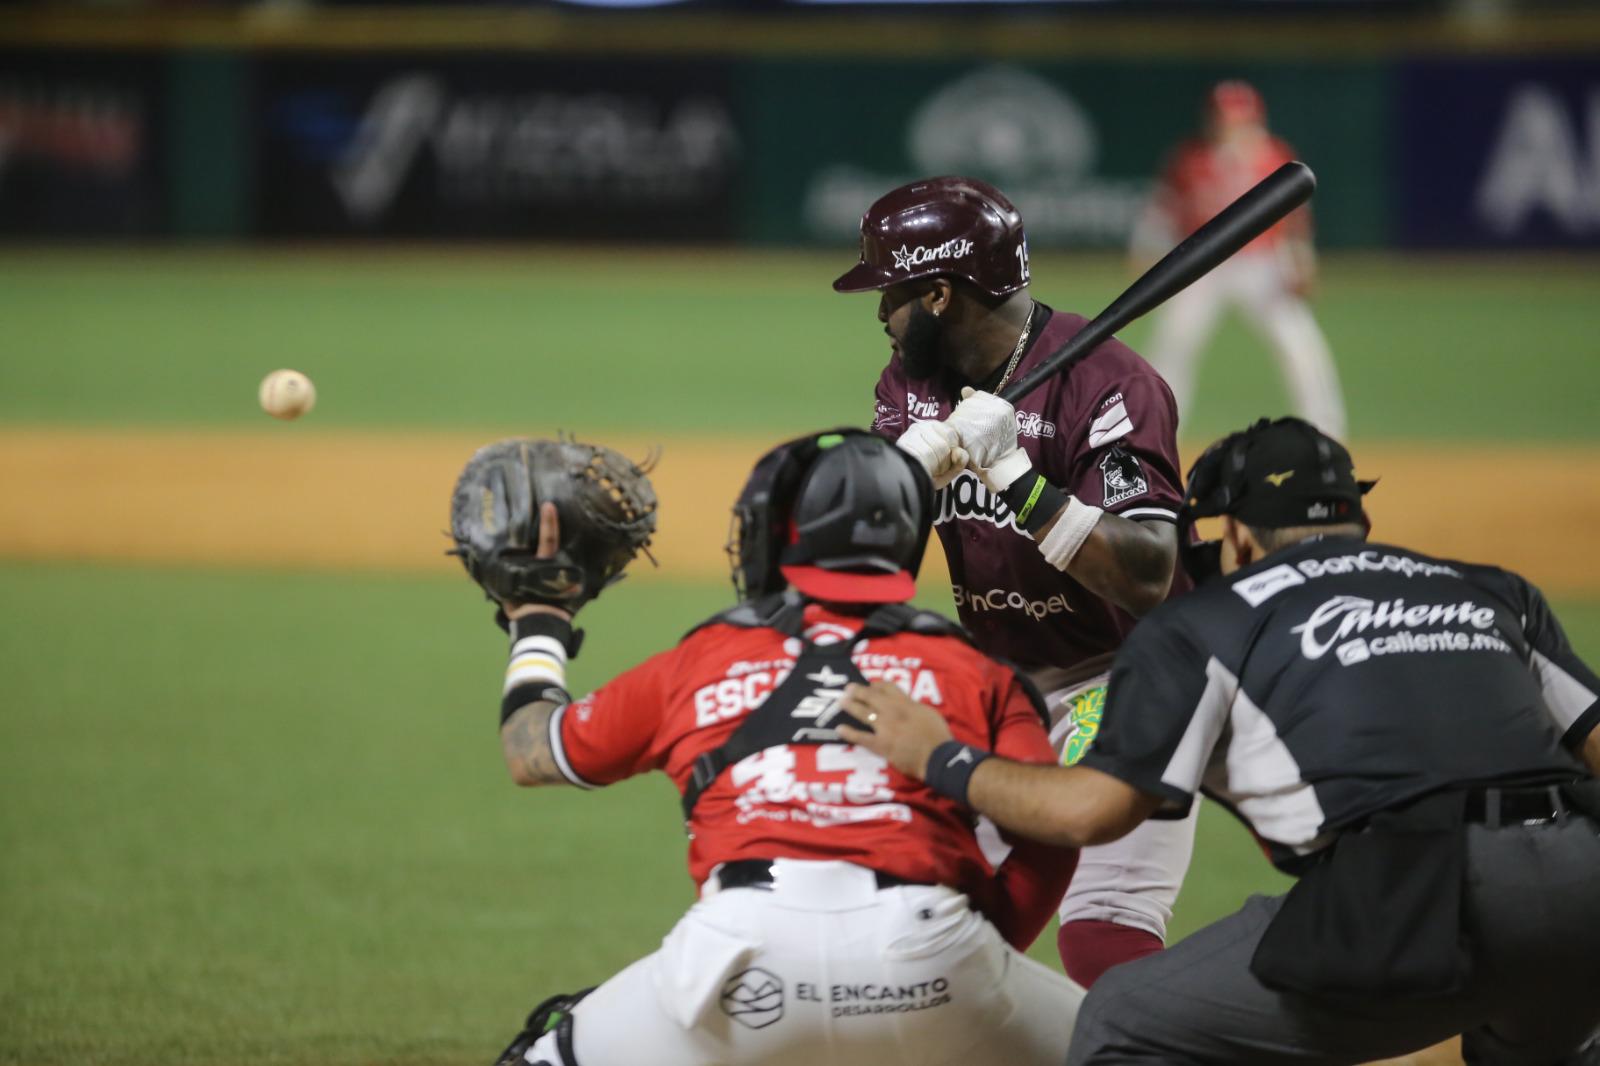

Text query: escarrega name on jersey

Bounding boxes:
[694,654,943,729]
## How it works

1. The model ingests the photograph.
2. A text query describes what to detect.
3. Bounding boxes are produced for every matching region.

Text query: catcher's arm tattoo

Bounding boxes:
[493,505,584,788]
[500,699,570,787]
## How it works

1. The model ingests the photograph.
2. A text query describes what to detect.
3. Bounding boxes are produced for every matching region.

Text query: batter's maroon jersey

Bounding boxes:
[873,305,1187,672]
[549,602,1075,949]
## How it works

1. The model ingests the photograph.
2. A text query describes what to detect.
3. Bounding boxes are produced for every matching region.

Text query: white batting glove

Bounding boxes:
[896,420,969,490]
[936,446,972,490]
[949,387,1032,492]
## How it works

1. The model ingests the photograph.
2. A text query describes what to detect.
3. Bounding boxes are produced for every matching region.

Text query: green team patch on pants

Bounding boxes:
[1060,684,1106,767]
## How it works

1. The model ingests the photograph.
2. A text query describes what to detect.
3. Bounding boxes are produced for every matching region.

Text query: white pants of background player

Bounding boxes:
[1036,671,1199,942]
[523,859,1082,1066]
[1145,251,1347,441]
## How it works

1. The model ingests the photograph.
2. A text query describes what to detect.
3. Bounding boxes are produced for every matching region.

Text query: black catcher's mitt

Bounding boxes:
[449,437,658,613]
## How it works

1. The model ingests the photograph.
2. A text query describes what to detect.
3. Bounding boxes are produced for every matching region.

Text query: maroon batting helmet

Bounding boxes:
[832,176,1030,298]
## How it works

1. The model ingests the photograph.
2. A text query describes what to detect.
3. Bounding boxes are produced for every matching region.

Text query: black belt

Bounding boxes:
[1463,785,1568,828]
[713,859,922,892]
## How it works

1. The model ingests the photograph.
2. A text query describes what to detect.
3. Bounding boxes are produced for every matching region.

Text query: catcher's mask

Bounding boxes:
[1178,417,1375,584]
[727,429,933,604]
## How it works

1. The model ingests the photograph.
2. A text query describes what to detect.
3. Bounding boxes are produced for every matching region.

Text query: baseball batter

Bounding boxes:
[835,176,1195,986]
[1130,80,1347,440]
[455,432,1084,1066]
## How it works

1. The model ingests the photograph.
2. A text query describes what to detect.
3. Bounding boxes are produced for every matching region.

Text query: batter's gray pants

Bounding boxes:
[1067,815,1600,1065]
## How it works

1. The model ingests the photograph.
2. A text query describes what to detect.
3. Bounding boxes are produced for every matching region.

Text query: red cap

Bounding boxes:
[780,564,916,605]
[1210,80,1265,126]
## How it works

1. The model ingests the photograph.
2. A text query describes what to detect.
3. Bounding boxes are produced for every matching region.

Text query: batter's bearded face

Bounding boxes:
[878,283,946,381]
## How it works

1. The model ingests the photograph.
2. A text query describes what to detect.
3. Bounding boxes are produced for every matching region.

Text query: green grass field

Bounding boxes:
[4,250,1599,441]
[3,249,1598,1065]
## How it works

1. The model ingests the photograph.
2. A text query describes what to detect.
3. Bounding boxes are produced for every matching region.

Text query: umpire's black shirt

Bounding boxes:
[1083,536,1600,873]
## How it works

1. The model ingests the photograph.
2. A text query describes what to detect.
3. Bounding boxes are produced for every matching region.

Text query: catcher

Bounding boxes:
[448,432,1084,1066]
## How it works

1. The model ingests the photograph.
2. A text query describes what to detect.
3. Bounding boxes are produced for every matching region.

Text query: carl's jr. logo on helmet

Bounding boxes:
[891,238,975,271]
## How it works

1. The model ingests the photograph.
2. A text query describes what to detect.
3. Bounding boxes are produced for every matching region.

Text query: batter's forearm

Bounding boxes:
[1025,501,1174,616]
[500,700,569,787]
[1069,513,1176,616]
[1025,506,1174,617]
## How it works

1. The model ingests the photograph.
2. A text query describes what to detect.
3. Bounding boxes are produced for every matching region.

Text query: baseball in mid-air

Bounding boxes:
[258,369,317,421]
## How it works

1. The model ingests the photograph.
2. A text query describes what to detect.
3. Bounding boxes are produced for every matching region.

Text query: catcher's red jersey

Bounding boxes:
[1158,135,1303,253]
[551,603,1072,946]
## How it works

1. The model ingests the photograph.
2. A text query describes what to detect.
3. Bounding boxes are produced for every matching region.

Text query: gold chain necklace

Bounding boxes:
[993,301,1037,393]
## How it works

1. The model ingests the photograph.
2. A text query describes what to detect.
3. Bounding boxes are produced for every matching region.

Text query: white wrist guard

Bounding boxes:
[1038,496,1103,570]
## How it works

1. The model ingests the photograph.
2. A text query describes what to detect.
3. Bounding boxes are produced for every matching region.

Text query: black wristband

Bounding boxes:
[1000,473,1068,536]
[999,469,1040,514]
[500,684,572,727]
[509,612,584,659]
[923,740,993,807]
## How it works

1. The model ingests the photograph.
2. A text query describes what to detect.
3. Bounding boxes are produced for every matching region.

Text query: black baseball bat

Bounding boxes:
[999,160,1317,404]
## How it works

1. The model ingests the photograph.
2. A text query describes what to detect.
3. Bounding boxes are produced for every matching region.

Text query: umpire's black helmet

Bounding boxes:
[1177,417,1376,583]
[728,430,933,604]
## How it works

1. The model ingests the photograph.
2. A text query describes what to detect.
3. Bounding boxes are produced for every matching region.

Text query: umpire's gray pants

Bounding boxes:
[1067,815,1600,1065]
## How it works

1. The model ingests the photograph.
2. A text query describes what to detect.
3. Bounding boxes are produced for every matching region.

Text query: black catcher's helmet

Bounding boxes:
[728,429,934,603]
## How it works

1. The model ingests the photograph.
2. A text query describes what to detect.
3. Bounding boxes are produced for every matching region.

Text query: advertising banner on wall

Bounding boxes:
[1395,57,1600,248]
[737,59,1387,249]
[0,51,165,237]
[256,55,741,239]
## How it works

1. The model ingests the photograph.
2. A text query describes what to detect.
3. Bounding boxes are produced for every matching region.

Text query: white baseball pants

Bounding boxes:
[523,859,1083,1066]
[1145,253,1347,441]
[1038,672,1199,941]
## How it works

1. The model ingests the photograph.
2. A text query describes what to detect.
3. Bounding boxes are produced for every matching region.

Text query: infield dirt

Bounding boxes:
[4,427,1598,601]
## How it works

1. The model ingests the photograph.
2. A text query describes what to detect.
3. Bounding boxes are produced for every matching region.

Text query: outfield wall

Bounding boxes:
[2,10,1599,248]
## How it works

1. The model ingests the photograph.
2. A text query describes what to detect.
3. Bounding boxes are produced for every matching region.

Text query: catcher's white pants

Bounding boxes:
[1037,672,1199,941]
[1145,253,1347,441]
[523,859,1082,1066]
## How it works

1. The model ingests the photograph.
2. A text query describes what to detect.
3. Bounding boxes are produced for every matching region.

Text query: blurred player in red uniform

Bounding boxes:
[836,176,1196,988]
[1132,80,1347,440]
[486,431,1082,1066]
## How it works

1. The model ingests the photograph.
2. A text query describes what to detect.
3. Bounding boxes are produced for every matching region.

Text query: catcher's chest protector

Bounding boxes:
[679,595,971,823]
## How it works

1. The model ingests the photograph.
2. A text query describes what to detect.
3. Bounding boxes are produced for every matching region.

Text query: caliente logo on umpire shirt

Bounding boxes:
[1291,594,1510,665]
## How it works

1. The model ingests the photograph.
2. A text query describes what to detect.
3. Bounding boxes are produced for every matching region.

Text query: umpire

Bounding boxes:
[842,417,1600,1065]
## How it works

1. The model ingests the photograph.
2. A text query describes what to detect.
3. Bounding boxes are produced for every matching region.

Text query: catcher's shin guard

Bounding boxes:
[492,987,593,1066]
